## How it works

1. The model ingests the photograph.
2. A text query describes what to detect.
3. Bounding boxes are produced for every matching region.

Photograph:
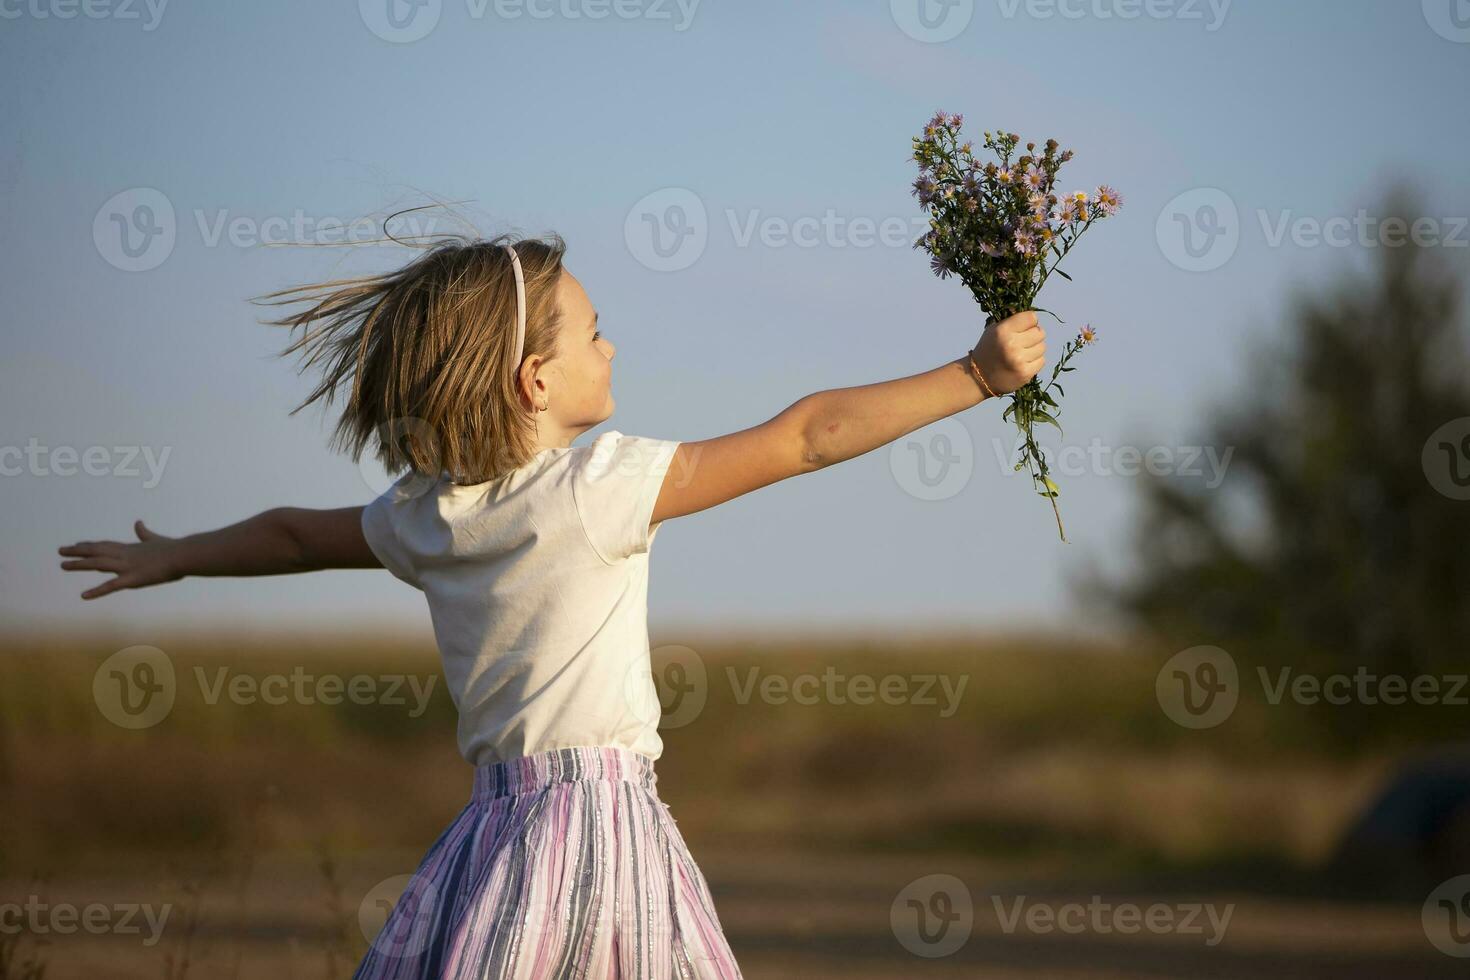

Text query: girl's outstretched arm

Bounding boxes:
[651,311,1045,526]
[58,507,380,600]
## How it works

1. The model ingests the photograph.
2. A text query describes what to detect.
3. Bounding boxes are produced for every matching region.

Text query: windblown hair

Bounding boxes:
[255,231,568,485]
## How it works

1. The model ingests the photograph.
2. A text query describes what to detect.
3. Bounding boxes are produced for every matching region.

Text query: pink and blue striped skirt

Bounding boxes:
[353,745,744,979]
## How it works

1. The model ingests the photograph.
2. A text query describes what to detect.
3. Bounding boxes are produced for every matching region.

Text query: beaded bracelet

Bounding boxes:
[966,348,999,399]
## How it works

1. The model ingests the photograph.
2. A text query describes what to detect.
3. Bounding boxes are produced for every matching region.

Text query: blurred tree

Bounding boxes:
[1087,183,1470,750]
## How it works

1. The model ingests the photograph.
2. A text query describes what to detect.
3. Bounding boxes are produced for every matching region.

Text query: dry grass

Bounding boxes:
[0,627,1409,877]
[1,626,1457,978]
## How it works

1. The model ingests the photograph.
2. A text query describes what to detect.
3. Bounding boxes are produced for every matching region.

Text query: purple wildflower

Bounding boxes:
[912,175,937,205]
[1094,185,1123,217]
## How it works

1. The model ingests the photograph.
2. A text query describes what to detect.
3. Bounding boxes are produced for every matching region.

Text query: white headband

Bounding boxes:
[503,243,526,375]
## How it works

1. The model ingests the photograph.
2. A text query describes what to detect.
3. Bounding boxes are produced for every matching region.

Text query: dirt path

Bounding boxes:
[5,848,1458,979]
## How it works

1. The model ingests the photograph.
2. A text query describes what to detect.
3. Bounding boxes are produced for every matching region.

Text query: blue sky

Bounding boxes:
[3,0,1467,642]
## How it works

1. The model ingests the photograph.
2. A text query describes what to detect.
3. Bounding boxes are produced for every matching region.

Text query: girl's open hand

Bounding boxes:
[58,520,182,600]
[971,310,1046,396]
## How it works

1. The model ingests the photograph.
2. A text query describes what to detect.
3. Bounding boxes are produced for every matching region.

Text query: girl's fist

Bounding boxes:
[971,310,1045,396]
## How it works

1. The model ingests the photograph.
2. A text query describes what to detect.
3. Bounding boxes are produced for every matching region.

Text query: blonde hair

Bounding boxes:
[255,231,568,485]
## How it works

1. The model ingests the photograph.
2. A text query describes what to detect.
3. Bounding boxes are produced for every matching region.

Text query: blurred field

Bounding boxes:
[1,627,1462,978]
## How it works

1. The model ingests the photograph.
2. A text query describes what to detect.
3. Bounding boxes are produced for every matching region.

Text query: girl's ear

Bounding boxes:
[514,357,535,410]
[517,355,551,413]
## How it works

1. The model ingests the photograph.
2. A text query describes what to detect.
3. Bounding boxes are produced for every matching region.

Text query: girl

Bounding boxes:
[57,231,1045,978]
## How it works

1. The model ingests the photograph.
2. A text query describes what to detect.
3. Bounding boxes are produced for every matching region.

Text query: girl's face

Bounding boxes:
[535,269,617,439]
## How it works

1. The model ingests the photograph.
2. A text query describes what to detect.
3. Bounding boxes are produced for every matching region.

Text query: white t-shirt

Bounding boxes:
[360,429,682,767]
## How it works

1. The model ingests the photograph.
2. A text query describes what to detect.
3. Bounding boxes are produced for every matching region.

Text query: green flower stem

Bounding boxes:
[912,119,1117,542]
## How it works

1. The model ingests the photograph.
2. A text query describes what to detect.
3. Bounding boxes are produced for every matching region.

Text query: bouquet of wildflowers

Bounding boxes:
[912,111,1120,542]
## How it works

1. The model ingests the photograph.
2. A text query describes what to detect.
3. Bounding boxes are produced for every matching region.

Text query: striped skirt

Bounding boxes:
[353,745,744,979]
